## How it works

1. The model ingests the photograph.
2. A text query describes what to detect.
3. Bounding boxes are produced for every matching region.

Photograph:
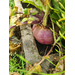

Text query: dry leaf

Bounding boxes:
[26,63,43,75]
[52,57,65,74]
[55,57,65,71]
[10,14,24,26]
[13,6,18,12]
[16,20,23,26]
[41,0,49,6]
[9,7,12,17]
[30,63,43,72]
[9,41,21,54]
[9,72,20,75]
[9,30,13,38]
[9,43,21,51]
[28,21,32,24]
[42,55,50,60]
[10,16,18,25]
[9,55,11,60]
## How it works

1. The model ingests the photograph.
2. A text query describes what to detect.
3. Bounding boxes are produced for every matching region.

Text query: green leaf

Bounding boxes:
[59,56,65,60]
[22,18,28,22]
[52,0,59,9]
[23,8,30,15]
[52,0,65,14]
[60,0,65,7]
[16,54,31,65]
[59,31,65,39]
[55,49,64,54]
[9,0,15,8]
[61,13,65,18]
[51,12,59,20]
[45,57,56,67]
[58,18,65,22]
[56,21,62,28]
[31,12,37,15]
[56,0,65,10]
[60,38,65,48]
[29,17,33,21]
[20,0,46,12]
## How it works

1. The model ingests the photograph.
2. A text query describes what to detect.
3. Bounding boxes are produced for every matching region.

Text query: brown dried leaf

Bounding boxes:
[52,57,65,74]
[16,19,23,26]
[9,43,21,51]
[9,30,13,38]
[9,55,11,60]
[41,0,49,6]
[9,41,21,54]
[26,63,43,75]
[9,72,20,75]
[30,63,43,72]
[42,55,50,60]
[9,7,12,17]
[55,57,65,71]
[10,16,18,25]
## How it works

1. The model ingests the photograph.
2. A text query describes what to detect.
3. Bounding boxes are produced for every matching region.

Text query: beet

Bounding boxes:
[32,1,54,45]
[32,24,54,45]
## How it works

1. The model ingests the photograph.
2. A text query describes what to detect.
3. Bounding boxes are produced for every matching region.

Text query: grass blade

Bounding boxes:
[16,54,31,65]
[45,57,56,67]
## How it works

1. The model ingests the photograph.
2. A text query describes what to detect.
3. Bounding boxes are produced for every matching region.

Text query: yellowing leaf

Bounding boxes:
[28,21,32,24]
[30,63,43,72]
[9,55,11,60]
[29,17,33,21]
[26,63,43,75]
[23,8,30,15]
[34,64,43,72]
[9,30,13,38]
[56,21,62,28]
[16,20,23,26]
[9,72,20,75]
[59,31,65,39]
[42,55,50,60]
[13,6,18,13]
[9,16,17,26]
[55,57,65,71]
[41,0,50,6]
[9,7,12,17]
[9,43,21,51]
[9,41,21,54]
[22,18,28,22]
[58,18,65,22]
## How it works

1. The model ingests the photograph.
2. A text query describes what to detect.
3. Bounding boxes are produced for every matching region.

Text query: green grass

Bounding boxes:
[9,52,65,75]
[9,52,26,75]
[9,0,15,8]
[9,49,65,74]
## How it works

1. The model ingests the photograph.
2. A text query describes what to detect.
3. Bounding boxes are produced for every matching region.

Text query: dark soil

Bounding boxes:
[13,26,21,40]
[35,39,60,56]
[12,25,61,56]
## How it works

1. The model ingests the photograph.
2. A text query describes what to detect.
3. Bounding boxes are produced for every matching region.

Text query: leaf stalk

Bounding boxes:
[43,0,50,26]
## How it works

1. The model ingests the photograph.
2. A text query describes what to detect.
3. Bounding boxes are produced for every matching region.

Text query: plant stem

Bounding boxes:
[50,15,57,42]
[9,25,16,30]
[43,0,50,26]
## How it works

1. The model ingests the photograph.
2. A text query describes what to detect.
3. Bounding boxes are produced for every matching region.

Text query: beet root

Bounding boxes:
[32,24,54,45]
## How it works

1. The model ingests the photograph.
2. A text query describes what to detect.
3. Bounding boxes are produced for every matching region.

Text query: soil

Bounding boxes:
[35,38,61,56]
[13,26,21,40]
[12,26,61,56]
